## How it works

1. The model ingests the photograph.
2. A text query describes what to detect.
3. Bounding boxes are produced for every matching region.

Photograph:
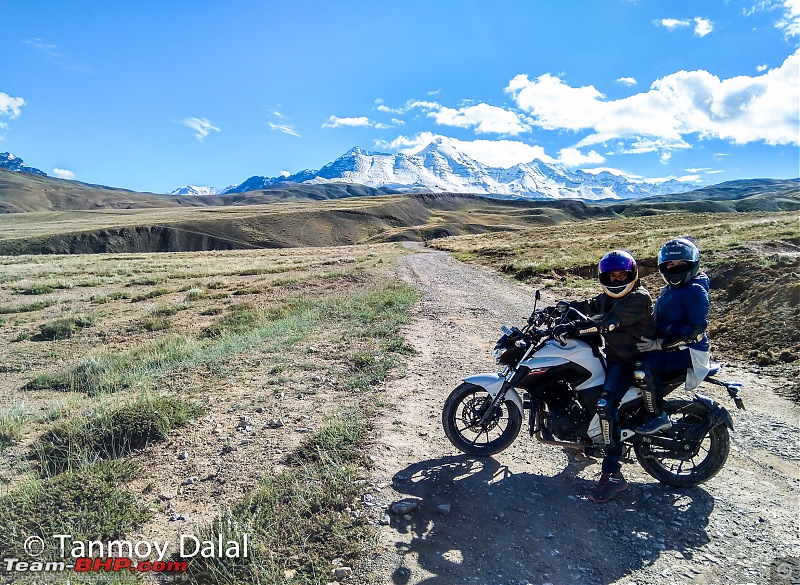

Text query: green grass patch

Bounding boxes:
[0,404,31,450]
[91,291,132,304]
[0,461,152,561]
[34,395,204,475]
[34,314,97,341]
[183,411,371,585]
[26,281,420,398]
[141,317,171,331]
[130,288,171,302]
[16,283,54,295]
[0,299,57,314]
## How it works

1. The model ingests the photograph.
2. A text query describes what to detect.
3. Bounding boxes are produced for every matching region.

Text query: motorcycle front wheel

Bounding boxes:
[442,382,522,457]
[634,399,730,487]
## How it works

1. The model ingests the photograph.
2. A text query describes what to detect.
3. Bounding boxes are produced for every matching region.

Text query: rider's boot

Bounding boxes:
[634,362,671,435]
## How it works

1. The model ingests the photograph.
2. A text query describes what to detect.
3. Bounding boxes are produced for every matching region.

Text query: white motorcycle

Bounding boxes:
[441,292,745,487]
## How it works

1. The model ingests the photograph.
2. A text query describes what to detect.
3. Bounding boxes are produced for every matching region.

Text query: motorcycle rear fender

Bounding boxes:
[694,393,734,431]
[462,373,525,417]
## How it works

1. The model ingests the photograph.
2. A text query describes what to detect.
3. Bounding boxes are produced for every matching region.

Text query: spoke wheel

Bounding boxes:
[442,382,522,457]
[634,399,730,487]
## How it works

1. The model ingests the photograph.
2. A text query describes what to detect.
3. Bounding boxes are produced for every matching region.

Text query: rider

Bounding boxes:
[635,237,711,434]
[552,250,655,503]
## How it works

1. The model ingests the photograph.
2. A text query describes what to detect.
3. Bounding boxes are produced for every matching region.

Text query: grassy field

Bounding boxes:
[0,243,420,584]
[430,210,800,372]
[428,211,799,279]
[0,203,797,583]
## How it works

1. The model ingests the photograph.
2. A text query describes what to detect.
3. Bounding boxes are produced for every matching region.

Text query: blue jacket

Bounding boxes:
[654,272,710,351]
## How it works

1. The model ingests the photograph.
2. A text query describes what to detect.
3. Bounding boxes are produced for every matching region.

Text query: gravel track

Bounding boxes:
[355,244,800,585]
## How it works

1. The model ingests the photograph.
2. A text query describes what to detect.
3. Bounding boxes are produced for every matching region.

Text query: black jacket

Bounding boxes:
[570,283,656,364]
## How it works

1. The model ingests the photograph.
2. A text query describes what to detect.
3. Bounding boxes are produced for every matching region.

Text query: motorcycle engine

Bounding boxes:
[546,403,586,440]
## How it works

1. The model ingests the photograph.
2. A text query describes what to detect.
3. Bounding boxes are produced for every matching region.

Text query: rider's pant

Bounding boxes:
[638,349,694,413]
[599,360,633,474]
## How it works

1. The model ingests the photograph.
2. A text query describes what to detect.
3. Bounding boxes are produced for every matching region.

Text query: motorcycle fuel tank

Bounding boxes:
[520,339,605,390]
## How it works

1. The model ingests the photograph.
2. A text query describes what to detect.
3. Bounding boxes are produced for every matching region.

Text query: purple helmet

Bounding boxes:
[598,250,639,298]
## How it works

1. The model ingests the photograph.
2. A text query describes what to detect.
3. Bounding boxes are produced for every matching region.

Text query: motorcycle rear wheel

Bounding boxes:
[442,382,522,457]
[634,399,730,487]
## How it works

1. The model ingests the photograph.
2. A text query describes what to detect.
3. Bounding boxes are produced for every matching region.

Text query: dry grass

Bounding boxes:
[429,211,799,281]
[0,242,418,584]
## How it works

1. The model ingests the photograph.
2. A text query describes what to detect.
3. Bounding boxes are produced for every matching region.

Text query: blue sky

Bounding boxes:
[1,0,798,193]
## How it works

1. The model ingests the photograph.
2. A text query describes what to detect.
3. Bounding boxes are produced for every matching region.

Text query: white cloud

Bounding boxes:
[505,50,800,155]
[777,0,800,36]
[658,18,691,30]
[375,132,437,152]
[24,38,90,73]
[429,103,530,135]
[53,168,75,180]
[443,138,554,166]
[267,111,301,136]
[617,77,638,86]
[558,147,605,166]
[379,133,549,166]
[693,17,714,36]
[655,17,713,36]
[181,117,220,141]
[757,64,769,72]
[269,122,301,137]
[322,115,372,128]
[0,92,25,118]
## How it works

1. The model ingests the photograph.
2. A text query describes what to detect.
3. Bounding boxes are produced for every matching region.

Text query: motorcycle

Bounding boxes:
[441,291,746,487]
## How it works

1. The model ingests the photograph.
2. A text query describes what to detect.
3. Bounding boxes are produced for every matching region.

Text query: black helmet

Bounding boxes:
[598,250,639,298]
[658,238,700,286]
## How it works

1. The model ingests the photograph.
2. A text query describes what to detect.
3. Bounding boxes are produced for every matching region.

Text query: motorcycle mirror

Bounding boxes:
[535,290,541,301]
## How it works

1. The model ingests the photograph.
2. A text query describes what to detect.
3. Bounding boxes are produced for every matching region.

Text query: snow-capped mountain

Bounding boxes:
[169,185,232,196]
[0,153,46,176]
[217,137,692,200]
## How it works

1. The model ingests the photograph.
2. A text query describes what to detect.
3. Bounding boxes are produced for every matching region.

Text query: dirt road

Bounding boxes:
[356,244,800,585]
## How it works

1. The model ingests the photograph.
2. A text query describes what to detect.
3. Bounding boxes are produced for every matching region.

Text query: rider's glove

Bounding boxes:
[636,336,664,352]
[553,323,577,345]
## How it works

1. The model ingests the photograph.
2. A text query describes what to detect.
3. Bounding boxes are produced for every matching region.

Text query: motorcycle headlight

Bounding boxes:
[493,347,508,362]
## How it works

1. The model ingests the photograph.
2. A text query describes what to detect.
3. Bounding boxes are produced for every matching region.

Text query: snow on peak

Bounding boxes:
[182,138,695,201]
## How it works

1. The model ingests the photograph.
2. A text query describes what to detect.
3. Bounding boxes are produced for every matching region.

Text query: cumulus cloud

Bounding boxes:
[181,117,220,141]
[776,0,800,36]
[656,17,713,36]
[375,132,605,169]
[658,18,691,30]
[558,148,605,166]
[429,103,530,135]
[322,115,372,128]
[505,50,800,157]
[693,17,714,36]
[376,99,528,136]
[617,77,638,86]
[53,168,75,180]
[374,132,437,152]
[0,92,25,118]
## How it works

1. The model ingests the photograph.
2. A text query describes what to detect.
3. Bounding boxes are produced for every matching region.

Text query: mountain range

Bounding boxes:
[0,152,47,176]
[171,137,694,201]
